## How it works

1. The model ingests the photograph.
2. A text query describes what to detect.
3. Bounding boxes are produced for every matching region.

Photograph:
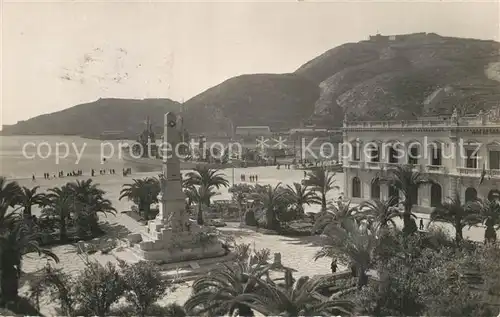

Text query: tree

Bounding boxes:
[184,261,272,316]
[250,184,288,231]
[284,182,318,219]
[228,184,254,223]
[382,165,433,235]
[119,261,171,317]
[0,221,59,304]
[304,168,339,211]
[68,179,116,233]
[466,199,500,243]
[313,199,359,234]
[18,186,46,217]
[184,167,229,225]
[314,218,377,289]
[184,184,217,225]
[184,166,229,190]
[0,177,22,231]
[359,197,400,233]
[233,275,356,316]
[73,261,124,317]
[44,185,74,242]
[430,192,471,244]
[119,178,160,220]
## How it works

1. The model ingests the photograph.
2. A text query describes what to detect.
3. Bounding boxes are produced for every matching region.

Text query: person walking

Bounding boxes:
[419,218,425,231]
[330,259,338,274]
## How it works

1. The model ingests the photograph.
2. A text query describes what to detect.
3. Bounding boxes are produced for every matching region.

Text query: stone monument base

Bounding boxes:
[125,218,227,263]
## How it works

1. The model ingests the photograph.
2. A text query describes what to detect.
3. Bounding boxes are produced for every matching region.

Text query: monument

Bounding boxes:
[125,112,226,263]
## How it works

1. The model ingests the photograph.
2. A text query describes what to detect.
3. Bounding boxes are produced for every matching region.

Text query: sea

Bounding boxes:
[0,135,337,180]
[0,135,156,180]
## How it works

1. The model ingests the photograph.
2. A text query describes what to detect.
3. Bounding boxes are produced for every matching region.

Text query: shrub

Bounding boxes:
[119,261,170,317]
[73,261,124,317]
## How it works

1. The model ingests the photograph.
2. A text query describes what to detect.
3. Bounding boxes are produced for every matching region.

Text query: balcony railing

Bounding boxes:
[457,167,481,176]
[488,169,500,178]
[347,160,362,168]
[365,161,382,169]
[426,165,446,174]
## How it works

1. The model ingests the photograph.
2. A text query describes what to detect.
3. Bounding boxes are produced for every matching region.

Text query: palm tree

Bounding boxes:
[430,192,470,244]
[467,199,500,243]
[314,218,377,289]
[304,168,339,211]
[18,186,46,217]
[0,221,59,303]
[184,184,217,225]
[184,260,273,316]
[44,186,73,242]
[233,275,356,316]
[0,177,22,232]
[359,197,399,233]
[312,199,359,234]
[184,166,229,190]
[284,183,318,219]
[119,178,160,220]
[382,165,433,235]
[250,184,288,231]
[67,179,115,233]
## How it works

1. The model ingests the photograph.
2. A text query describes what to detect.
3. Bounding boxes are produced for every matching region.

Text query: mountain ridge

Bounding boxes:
[3,33,500,136]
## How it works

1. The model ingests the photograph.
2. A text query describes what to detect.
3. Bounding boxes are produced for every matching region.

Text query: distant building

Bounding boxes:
[235,126,272,137]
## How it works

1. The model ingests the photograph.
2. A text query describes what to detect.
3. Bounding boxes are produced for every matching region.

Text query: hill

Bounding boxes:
[1,98,181,138]
[182,73,319,134]
[4,33,500,136]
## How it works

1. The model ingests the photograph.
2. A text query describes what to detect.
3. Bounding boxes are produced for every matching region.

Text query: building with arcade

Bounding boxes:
[342,108,500,213]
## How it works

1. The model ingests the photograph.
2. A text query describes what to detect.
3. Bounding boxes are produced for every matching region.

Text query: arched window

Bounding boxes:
[430,183,442,207]
[352,177,361,198]
[465,187,478,203]
[389,186,399,203]
[371,179,380,199]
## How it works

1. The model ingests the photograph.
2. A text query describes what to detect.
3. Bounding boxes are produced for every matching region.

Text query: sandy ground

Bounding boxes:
[13,166,495,315]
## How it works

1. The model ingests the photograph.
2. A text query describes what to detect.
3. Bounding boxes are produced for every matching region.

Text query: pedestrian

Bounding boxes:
[255,174,258,182]
[419,218,424,231]
[32,174,35,181]
[331,259,338,274]
[303,170,307,178]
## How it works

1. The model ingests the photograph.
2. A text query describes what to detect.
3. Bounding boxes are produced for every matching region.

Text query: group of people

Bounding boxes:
[91,169,116,176]
[33,167,132,181]
[276,163,293,170]
[240,174,259,182]
[39,169,84,180]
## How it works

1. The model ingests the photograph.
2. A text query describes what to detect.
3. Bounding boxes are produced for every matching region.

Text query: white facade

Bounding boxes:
[342,108,500,213]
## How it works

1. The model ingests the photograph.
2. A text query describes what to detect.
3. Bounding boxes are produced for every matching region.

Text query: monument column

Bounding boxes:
[154,112,187,227]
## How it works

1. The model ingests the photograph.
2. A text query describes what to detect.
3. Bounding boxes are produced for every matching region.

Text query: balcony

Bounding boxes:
[426,165,446,174]
[457,167,481,177]
[365,161,382,169]
[346,160,362,168]
[490,169,500,178]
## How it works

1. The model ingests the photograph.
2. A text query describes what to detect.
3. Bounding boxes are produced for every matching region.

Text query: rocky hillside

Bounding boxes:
[4,33,500,136]
[297,33,500,125]
[1,98,181,138]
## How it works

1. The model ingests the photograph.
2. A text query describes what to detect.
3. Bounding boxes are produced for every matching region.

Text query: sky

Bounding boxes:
[1,0,499,126]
